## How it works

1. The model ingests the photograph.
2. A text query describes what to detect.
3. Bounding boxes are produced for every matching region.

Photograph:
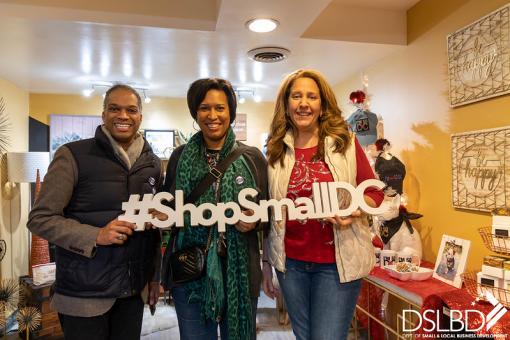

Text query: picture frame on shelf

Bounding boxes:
[433,234,471,288]
[143,129,175,160]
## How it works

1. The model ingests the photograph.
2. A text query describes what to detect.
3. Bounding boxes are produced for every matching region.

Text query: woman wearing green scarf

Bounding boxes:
[162,78,268,340]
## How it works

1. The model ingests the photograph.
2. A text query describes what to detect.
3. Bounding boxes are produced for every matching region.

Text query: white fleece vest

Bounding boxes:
[267,132,375,283]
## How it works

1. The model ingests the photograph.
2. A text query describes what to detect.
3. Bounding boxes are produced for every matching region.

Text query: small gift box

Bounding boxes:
[32,262,56,286]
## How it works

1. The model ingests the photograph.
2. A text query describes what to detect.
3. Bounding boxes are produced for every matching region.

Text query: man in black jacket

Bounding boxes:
[28,84,161,340]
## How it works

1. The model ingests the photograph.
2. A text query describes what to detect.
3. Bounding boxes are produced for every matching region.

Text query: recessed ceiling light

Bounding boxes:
[246,18,279,33]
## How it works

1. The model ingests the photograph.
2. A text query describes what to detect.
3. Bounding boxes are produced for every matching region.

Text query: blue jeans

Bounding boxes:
[276,258,362,340]
[172,285,258,340]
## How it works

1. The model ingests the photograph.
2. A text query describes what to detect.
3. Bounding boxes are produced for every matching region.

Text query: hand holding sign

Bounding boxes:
[235,209,257,233]
[325,209,362,228]
[96,219,136,245]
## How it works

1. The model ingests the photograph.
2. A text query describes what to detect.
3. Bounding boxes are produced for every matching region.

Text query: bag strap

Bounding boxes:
[238,144,260,195]
[184,144,247,204]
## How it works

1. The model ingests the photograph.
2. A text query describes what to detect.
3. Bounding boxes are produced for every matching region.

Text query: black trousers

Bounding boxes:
[59,295,144,340]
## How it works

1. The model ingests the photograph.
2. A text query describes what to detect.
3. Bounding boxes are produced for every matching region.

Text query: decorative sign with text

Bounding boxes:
[232,113,247,141]
[452,126,510,211]
[447,3,510,107]
[119,179,387,232]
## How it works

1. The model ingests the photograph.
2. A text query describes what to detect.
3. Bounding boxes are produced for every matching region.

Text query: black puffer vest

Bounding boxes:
[54,127,161,298]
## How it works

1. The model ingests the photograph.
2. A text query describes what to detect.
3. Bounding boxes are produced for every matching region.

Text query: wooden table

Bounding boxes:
[19,276,63,339]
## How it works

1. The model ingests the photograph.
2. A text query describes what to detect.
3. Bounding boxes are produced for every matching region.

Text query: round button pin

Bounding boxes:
[235,176,244,185]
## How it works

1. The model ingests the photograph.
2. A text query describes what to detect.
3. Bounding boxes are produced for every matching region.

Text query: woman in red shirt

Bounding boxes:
[262,69,383,340]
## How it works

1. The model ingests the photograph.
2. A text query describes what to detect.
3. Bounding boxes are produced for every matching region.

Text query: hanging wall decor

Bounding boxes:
[0,97,10,155]
[0,240,6,262]
[452,126,510,211]
[143,129,175,159]
[232,113,247,141]
[447,4,510,107]
[50,114,102,158]
[0,96,11,190]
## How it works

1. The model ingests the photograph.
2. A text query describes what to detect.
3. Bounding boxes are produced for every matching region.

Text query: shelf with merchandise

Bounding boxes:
[478,226,510,256]
[461,227,510,307]
[461,271,510,307]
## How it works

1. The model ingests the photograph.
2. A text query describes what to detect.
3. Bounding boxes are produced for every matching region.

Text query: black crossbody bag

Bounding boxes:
[161,145,248,289]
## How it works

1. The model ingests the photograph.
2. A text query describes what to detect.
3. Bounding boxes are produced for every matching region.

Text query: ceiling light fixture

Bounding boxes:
[246,18,279,33]
[143,90,151,104]
[235,87,261,104]
[81,82,151,103]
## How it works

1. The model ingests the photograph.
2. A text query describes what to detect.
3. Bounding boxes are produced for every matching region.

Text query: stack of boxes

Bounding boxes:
[477,256,509,293]
[507,260,510,292]
[477,212,510,299]
[492,211,510,250]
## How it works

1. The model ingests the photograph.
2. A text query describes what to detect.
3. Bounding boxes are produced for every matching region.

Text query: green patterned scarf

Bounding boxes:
[175,128,253,339]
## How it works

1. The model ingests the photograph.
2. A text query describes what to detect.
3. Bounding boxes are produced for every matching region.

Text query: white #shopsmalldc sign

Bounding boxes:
[403,292,508,333]
[119,179,387,232]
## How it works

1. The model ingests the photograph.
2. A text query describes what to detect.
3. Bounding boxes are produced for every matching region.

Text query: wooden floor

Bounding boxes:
[141,292,295,339]
[7,292,360,339]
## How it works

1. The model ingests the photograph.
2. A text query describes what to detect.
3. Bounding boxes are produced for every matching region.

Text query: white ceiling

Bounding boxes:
[0,0,420,101]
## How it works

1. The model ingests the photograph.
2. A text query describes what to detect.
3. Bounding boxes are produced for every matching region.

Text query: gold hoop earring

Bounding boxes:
[192,120,200,131]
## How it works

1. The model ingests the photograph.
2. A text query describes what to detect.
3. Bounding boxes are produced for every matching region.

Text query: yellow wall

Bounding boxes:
[334,0,510,272]
[0,77,30,279]
[29,93,274,150]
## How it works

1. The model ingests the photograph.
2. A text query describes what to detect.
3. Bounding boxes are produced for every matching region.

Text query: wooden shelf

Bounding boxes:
[19,276,63,339]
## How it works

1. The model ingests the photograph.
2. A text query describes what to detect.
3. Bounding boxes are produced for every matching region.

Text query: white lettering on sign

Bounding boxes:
[403,292,507,332]
[119,179,387,232]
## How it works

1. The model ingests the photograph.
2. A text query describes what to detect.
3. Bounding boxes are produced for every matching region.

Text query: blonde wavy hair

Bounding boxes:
[266,69,351,167]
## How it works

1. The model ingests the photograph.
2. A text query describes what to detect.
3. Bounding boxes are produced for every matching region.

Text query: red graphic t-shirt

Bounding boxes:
[285,146,336,263]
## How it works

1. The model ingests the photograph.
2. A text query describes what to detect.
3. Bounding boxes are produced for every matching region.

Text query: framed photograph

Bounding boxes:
[433,235,471,288]
[447,3,510,107]
[144,129,175,159]
[451,126,510,212]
